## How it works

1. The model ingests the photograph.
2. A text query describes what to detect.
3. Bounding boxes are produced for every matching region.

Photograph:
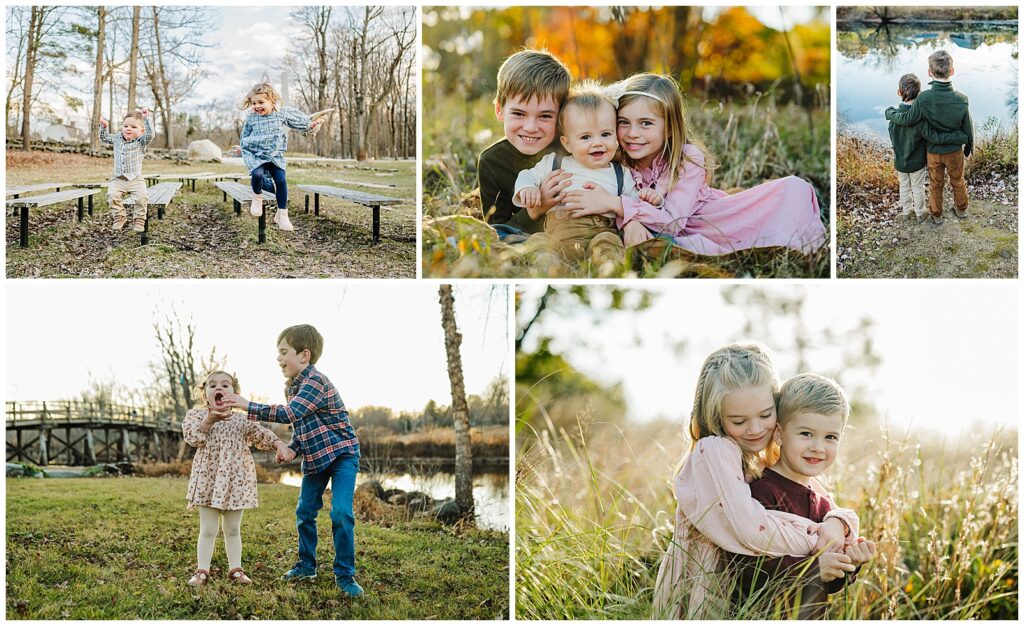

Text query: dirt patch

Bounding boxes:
[837,184,1017,278]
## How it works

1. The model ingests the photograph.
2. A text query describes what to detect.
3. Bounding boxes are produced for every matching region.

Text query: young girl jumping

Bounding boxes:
[567,74,827,256]
[651,343,858,619]
[237,83,322,231]
[182,370,294,586]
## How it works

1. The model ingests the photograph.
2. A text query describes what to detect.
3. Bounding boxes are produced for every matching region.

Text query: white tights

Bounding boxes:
[196,506,244,571]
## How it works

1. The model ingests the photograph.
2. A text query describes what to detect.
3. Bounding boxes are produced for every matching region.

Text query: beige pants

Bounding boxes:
[108,177,149,219]
[897,166,928,217]
[543,207,625,267]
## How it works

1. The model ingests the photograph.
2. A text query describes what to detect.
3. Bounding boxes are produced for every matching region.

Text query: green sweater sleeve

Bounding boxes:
[963,110,975,157]
[917,122,969,147]
[885,102,922,127]
[477,153,500,223]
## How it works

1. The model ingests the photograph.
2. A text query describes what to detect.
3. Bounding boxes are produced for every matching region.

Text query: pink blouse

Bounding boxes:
[652,436,859,619]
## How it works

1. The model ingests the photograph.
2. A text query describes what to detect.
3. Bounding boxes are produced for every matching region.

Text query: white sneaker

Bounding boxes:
[250,194,263,217]
[274,209,294,231]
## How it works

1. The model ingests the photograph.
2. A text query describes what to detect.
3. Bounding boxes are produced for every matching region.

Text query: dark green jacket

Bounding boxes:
[885,80,974,156]
[887,102,970,172]
[477,138,557,234]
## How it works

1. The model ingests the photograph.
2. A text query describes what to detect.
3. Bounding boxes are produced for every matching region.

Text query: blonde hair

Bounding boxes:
[196,370,240,408]
[494,49,571,109]
[558,79,617,137]
[615,73,716,189]
[239,82,281,112]
[685,342,780,479]
[777,373,850,426]
[928,50,954,80]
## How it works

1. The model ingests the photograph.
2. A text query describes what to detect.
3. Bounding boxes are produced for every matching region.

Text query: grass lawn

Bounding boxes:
[6,477,508,620]
[5,152,417,278]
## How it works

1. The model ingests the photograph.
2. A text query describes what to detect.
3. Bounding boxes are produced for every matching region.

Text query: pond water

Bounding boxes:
[836,22,1018,140]
[280,470,509,532]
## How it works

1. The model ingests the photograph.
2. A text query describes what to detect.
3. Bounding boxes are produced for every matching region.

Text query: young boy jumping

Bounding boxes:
[885,50,974,224]
[98,108,154,232]
[729,374,876,619]
[223,324,363,597]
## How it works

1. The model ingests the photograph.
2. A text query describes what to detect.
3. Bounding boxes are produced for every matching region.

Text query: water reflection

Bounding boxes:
[280,470,509,532]
[837,22,1018,140]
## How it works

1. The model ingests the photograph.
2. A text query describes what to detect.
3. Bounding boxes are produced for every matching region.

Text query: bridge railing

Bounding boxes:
[6,400,180,427]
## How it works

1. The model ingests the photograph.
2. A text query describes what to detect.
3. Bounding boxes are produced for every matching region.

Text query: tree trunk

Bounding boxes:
[354,9,369,160]
[439,285,474,522]
[90,7,106,151]
[5,10,27,133]
[127,6,140,111]
[151,7,172,148]
[21,6,41,150]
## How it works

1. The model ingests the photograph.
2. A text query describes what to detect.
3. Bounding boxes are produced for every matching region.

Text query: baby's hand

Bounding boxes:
[99,117,109,129]
[637,187,663,206]
[844,538,877,567]
[518,187,542,209]
[818,551,856,583]
[139,107,150,119]
[221,393,249,410]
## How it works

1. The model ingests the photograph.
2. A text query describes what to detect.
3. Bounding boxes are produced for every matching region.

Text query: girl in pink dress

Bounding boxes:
[651,343,859,619]
[566,74,827,256]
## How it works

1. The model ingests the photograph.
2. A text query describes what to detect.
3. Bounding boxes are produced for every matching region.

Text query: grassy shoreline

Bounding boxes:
[7,477,508,620]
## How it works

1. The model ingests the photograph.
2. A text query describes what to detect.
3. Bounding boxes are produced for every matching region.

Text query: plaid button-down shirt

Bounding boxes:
[100,117,153,180]
[239,107,312,172]
[246,364,359,475]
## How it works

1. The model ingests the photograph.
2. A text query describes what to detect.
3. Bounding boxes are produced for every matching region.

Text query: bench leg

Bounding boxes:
[222,190,227,202]
[258,211,266,244]
[158,204,164,220]
[372,205,381,243]
[233,199,241,216]
[77,197,84,222]
[191,179,196,192]
[314,193,320,217]
[305,194,309,214]
[141,208,149,246]
[20,207,29,248]
[88,194,94,217]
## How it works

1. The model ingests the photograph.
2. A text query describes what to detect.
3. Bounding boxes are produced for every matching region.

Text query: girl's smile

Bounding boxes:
[720,383,778,454]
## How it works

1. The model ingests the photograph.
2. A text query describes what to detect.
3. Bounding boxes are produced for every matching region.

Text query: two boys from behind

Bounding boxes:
[731,374,876,619]
[885,50,974,222]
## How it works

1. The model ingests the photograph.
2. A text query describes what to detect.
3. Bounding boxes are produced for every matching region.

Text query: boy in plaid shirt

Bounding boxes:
[224,324,363,597]
[98,108,154,232]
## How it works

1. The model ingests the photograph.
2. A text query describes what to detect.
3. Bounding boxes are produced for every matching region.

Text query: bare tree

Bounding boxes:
[127,5,140,111]
[439,285,475,521]
[19,6,64,149]
[89,7,106,151]
[291,6,332,156]
[5,7,29,132]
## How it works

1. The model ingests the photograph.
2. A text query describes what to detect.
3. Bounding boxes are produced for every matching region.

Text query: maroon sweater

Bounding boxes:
[730,468,855,597]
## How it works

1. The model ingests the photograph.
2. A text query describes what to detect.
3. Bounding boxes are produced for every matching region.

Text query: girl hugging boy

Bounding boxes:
[652,343,875,619]
[512,80,662,270]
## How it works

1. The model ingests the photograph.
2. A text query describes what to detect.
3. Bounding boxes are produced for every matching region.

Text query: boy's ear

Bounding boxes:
[300,348,312,364]
[773,426,782,445]
[495,102,504,121]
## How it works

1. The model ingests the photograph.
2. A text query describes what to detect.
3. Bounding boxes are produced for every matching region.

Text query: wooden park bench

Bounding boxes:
[123,182,182,245]
[297,184,402,243]
[6,183,66,198]
[214,180,277,243]
[7,188,102,248]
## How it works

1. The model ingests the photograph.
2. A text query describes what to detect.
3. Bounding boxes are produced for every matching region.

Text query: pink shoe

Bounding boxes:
[187,568,210,587]
[250,194,263,217]
[228,567,253,584]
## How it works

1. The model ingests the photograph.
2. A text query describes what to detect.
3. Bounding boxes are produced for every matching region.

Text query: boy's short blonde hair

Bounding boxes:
[777,373,850,425]
[494,49,571,109]
[558,80,617,136]
[928,50,954,79]
[278,324,324,364]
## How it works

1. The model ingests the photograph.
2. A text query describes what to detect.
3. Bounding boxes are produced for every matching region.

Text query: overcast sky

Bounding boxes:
[7,282,509,413]
[519,283,1018,436]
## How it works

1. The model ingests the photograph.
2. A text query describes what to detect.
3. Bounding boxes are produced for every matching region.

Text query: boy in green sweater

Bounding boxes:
[885,50,974,223]
[887,73,969,223]
[477,49,572,240]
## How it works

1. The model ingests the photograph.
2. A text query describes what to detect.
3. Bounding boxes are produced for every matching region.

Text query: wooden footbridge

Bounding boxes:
[6,401,183,466]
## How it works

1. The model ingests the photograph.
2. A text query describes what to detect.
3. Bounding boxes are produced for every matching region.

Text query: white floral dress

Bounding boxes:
[182,408,280,510]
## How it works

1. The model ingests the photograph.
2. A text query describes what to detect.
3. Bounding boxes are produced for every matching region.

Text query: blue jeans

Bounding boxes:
[295,453,358,579]
[250,162,288,209]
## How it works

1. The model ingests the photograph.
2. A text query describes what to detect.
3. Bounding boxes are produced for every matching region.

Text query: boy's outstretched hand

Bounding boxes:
[139,107,150,119]
[818,551,856,583]
[99,117,109,129]
[221,393,250,410]
[274,441,297,463]
[845,538,877,567]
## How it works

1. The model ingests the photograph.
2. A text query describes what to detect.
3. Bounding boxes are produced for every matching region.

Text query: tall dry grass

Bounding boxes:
[515,414,1018,619]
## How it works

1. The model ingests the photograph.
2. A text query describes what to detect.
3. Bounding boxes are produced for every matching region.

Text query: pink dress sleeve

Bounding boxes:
[182,408,208,448]
[243,418,281,451]
[619,145,707,234]
[676,436,818,556]
[812,478,861,546]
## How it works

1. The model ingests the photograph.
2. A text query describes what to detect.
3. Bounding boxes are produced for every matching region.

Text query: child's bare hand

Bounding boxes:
[818,551,856,583]
[845,538,877,567]
[99,117,109,129]
[310,118,323,130]
[275,443,297,463]
[518,187,541,209]
[623,220,652,247]
[809,518,848,553]
[139,107,150,118]
[539,169,572,209]
[637,187,663,206]
[221,393,250,410]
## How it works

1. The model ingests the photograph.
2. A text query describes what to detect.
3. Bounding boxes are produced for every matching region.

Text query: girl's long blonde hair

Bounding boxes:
[615,73,716,189]
[683,342,780,480]
[239,82,281,112]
